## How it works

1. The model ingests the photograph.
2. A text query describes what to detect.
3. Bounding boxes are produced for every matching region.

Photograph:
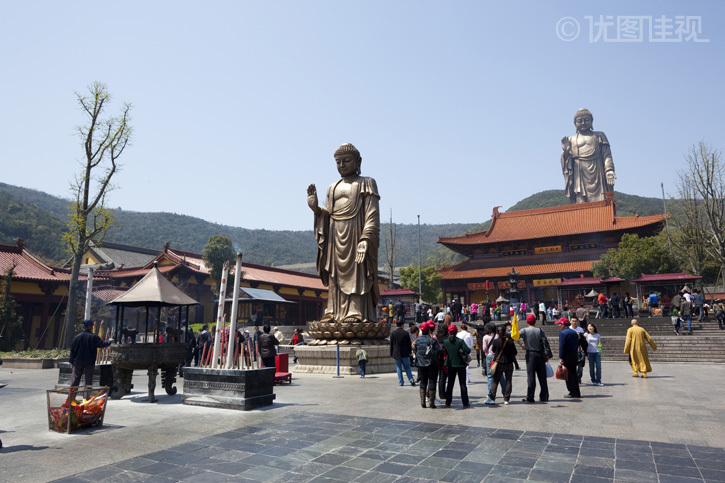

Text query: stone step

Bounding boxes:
[543,333,725,363]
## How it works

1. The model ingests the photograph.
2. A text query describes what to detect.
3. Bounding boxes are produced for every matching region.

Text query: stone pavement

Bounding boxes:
[1,361,725,482]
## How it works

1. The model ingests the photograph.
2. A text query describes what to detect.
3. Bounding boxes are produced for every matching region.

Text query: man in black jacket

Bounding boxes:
[390,320,415,386]
[452,299,462,322]
[395,301,406,323]
[69,319,113,387]
[257,324,279,369]
[557,318,581,398]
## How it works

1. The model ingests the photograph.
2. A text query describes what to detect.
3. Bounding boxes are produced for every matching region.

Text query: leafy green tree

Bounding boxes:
[203,235,235,290]
[399,265,443,304]
[0,265,23,351]
[62,82,132,348]
[592,233,678,280]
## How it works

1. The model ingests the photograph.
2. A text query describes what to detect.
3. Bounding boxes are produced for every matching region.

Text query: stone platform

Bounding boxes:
[293,344,395,374]
[180,367,275,410]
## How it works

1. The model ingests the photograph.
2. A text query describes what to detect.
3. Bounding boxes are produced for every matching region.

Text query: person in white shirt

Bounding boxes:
[273,327,285,344]
[457,324,474,382]
[539,302,546,324]
[585,323,603,385]
[569,318,585,334]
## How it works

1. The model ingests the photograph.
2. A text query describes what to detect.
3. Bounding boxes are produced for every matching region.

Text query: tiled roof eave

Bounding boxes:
[438,219,664,246]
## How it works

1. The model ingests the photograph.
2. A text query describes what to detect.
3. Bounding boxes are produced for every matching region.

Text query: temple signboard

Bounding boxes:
[533,278,562,287]
[534,246,562,255]
[570,243,598,251]
[502,249,527,257]
[468,282,490,290]
[498,280,525,289]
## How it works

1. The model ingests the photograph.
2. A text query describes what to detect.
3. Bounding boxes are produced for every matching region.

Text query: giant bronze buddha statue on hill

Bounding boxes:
[306,143,388,344]
[561,108,616,203]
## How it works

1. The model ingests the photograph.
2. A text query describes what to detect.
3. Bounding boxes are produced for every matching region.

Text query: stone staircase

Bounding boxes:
[534,316,725,363]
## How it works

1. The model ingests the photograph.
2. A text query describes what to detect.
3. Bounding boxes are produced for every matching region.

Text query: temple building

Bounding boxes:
[93,243,327,328]
[0,239,76,349]
[437,194,667,306]
[0,240,327,350]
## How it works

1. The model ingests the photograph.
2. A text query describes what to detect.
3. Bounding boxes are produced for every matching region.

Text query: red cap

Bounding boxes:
[448,324,457,334]
[421,321,435,332]
[526,314,536,324]
[556,317,570,326]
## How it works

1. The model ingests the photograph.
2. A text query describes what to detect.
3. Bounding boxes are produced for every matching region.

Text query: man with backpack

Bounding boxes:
[518,314,551,403]
[413,321,441,408]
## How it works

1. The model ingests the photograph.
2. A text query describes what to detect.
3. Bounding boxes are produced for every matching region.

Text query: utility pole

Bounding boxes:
[661,182,673,255]
[418,215,422,303]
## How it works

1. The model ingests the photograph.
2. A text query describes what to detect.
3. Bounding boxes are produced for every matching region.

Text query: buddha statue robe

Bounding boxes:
[314,175,380,323]
[561,131,615,204]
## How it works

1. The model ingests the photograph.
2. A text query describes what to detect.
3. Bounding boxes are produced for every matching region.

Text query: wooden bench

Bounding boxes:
[274,372,292,384]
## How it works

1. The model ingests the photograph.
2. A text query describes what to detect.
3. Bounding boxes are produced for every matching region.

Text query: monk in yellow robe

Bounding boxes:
[307,143,380,324]
[623,319,657,377]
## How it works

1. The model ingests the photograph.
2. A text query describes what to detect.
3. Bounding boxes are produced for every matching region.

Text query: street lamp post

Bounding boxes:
[417,215,422,304]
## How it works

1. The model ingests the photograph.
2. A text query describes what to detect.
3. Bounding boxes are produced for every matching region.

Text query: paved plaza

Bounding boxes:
[1,361,725,482]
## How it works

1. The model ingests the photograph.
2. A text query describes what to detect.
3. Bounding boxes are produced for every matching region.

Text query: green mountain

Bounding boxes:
[0,183,476,267]
[506,189,667,217]
[0,183,672,269]
[0,189,68,264]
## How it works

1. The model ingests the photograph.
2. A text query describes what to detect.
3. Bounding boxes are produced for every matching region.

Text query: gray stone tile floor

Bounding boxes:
[54,413,725,482]
[2,361,725,482]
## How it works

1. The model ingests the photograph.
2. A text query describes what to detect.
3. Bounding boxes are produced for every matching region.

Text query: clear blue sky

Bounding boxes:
[1,1,722,232]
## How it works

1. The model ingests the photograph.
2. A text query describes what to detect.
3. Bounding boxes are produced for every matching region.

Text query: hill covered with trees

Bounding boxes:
[0,183,673,269]
[0,183,477,267]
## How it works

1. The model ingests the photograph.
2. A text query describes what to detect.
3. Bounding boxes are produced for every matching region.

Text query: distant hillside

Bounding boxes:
[0,183,676,269]
[506,189,668,217]
[464,189,670,235]
[0,189,68,264]
[0,183,477,267]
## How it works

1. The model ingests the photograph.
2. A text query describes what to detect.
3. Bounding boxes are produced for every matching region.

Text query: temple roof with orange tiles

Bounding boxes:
[438,196,666,256]
[0,239,77,283]
[96,243,326,292]
[437,196,667,285]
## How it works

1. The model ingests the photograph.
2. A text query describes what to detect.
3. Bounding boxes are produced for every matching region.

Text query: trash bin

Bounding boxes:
[46,386,109,433]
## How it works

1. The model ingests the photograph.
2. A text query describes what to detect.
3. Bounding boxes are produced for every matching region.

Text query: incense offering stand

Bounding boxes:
[109,343,186,402]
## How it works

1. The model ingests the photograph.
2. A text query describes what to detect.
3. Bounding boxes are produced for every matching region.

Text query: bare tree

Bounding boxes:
[670,178,711,279]
[62,82,132,348]
[672,141,725,286]
[381,209,400,289]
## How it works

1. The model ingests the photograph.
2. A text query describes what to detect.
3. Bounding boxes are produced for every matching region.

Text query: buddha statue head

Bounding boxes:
[574,108,593,133]
[334,143,362,176]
